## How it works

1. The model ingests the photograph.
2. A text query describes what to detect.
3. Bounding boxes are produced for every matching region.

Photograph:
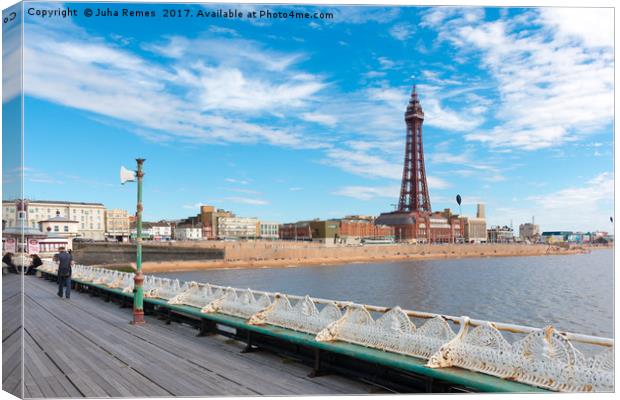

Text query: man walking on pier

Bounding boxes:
[56,247,72,299]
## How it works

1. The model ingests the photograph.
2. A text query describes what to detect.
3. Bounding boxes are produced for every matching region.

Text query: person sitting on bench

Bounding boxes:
[26,254,43,275]
[2,252,17,274]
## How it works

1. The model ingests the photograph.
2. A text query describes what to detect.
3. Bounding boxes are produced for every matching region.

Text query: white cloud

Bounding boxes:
[323,148,401,180]
[208,26,240,37]
[183,203,204,210]
[486,172,615,232]
[228,188,260,195]
[529,172,613,213]
[427,149,505,182]
[427,176,451,190]
[389,23,415,41]
[225,197,269,206]
[189,64,325,112]
[334,177,449,201]
[361,70,386,79]
[424,98,483,131]
[300,112,338,127]
[145,36,302,72]
[378,56,396,70]
[420,7,485,32]
[225,178,250,185]
[22,24,327,150]
[539,8,613,48]
[427,9,613,150]
[333,185,400,201]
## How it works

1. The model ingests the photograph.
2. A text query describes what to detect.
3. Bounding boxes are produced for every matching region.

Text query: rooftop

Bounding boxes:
[3,199,104,206]
[39,211,79,223]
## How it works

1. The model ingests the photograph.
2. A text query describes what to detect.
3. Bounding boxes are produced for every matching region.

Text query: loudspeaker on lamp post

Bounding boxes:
[120,166,136,184]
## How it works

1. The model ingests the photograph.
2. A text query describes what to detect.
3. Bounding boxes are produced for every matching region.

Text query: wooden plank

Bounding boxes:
[24,299,172,397]
[24,365,44,399]
[18,275,389,397]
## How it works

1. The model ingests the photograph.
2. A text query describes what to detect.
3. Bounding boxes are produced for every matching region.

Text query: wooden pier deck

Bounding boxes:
[2,274,381,398]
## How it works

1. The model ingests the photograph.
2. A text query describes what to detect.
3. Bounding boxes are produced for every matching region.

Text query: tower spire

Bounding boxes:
[398,84,431,212]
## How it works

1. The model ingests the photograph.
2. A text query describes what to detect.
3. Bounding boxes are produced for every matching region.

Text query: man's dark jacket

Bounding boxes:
[57,252,72,277]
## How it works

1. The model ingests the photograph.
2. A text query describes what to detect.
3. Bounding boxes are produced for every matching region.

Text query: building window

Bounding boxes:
[64,226,69,232]
[54,226,59,232]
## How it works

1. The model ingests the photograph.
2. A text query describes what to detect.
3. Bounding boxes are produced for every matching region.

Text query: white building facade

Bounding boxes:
[38,212,80,239]
[130,222,172,240]
[2,200,106,240]
[259,222,279,240]
[175,227,203,241]
[151,224,172,240]
[218,217,259,239]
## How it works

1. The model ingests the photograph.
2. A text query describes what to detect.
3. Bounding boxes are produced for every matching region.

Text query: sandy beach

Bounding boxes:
[93,243,594,273]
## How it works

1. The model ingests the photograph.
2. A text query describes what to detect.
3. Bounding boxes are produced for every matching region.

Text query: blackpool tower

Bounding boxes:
[376,84,434,242]
[398,85,431,213]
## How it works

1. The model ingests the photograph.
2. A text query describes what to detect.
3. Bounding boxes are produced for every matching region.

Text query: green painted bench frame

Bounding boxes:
[44,273,548,393]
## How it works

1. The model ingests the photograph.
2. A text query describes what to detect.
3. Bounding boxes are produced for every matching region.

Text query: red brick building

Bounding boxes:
[338,217,394,239]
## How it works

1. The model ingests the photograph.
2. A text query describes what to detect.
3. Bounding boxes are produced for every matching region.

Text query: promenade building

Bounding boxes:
[130,222,154,239]
[463,217,487,243]
[2,199,106,240]
[278,220,341,244]
[2,200,70,254]
[487,226,514,243]
[260,222,280,240]
[104,209,130,241]
[339,216,394,244]
[519,222,540,242]
[218,217,259,239]
[174,226,203,241]
[427,209,465,243]
[279,221,312,241]
[541,231,572,244]
[130,221,172,240]
[38,211,79,239]
[151,222,172,240]
[182,205,235,239]
[308,220,340,244]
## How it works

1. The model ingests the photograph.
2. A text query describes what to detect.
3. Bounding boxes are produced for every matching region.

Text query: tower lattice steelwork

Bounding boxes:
[397,85,431,213]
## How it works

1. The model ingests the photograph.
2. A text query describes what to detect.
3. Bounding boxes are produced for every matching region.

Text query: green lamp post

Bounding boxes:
[121,158,146,325]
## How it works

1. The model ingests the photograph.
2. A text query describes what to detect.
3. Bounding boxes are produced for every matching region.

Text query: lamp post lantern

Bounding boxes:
[121,158,146,325]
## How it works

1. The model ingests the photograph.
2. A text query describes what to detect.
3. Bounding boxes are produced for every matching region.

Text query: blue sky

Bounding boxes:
[5,2,614,231]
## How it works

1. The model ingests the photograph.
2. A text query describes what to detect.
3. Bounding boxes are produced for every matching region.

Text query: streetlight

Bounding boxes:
[121,159,146,325]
